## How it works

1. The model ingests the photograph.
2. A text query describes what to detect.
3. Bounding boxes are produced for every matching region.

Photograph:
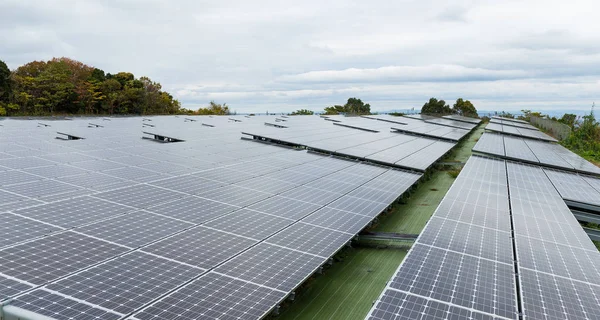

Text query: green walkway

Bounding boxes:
[279,124,485,320]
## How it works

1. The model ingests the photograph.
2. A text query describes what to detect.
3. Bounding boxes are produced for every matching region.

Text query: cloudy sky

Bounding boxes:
[2,0,600,114]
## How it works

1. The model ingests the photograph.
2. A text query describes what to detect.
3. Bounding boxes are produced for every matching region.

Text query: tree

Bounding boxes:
[421,97,451,115]
[4,57,181,116]
[344,97,370,114]
[452,98,478,117]
[0,60,10,103]
[324,105,345,115]
[0,60,11,115]
[290,109,314,115]
[323,98,371,115]
[558,113,577,128]
[197,101,230,115]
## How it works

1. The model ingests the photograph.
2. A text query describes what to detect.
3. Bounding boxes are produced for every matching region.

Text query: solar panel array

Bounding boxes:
[368,155,600,320]
[0,116,425,319]
[486,122,557,142]
[442,114,482,124]
[490,118,538,130]
[473,132,600,175]
[368,156,518,320]
[242,115,477,171]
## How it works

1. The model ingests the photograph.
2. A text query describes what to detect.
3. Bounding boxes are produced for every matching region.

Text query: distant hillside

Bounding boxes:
[0,58,181,116]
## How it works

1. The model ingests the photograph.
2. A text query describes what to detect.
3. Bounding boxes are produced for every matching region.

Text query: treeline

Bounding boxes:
[0,58,181,116]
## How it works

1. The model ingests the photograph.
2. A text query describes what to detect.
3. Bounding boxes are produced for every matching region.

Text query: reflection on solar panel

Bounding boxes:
[0,116,427,319]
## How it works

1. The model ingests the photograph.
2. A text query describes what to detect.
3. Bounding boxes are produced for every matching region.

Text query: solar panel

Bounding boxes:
[203,209,294,240]
[197,185,273,207]
[235,177,298,194]
[24,164,89,178]
[9,289,122,320]
[544,169,600,207]
[132,272,287,320]
[146,177,219,196]
[518,268,600,320]
[278,185,343,205]
[0,231,128,285]
[0,170,44,186]
[0,189,43,212]
[214,243,326,292]
[0,157,57,169]
[265,222,352,258]
[303,206,375,234]
[0,274,32,301]
[145,195,240,224]
[418,217,513,264]
[368,290,507,320]
[56,171,133,191]
[94,184,185,209]
[3,179,86,201]
[389,244,517,318]
[472,132,505,156]
[246,196,322,220]
[141,226,257,269]
[0,213,63,248]
[327,195,389,217]
[44,251,203,315]
[77,210,193,248]
[14,196,133,228]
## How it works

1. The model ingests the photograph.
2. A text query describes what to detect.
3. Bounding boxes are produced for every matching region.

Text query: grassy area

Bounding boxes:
[279,248,407,320]
[278,124,485,320]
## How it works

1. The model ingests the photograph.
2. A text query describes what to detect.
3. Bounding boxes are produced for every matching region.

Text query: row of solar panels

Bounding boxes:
[368,117,600,320]
[243,114,480,171]
[368,155,600,320]
[486,122,557,142]
[0,117,427,319]
[490,118,538,131]
[473,132,600,175]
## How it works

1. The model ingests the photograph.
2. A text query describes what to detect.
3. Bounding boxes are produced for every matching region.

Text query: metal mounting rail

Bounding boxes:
[56,132,84,140]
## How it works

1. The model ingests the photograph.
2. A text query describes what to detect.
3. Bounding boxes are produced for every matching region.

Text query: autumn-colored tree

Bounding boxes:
[197,101,231,115]
[3,57,181,116]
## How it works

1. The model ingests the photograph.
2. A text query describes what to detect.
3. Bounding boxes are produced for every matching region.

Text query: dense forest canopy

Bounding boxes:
[0,58,181,116]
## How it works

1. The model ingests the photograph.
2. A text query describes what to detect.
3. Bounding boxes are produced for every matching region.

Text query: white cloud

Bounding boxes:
[278,65,530,83]
[1,0,600,113]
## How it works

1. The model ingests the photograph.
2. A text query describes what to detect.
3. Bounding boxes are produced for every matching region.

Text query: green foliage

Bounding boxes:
[3,57,181,116]
[561,107,600,163]
[421,97,452,115]
[452,98,477,117]
[558,113,577,128]
[0,60,11,104]
[290,109,314,115]
[196,101,230,115]
[388,112,405,116]
[324,98,371,115]
[421,98,478,117]
[497,111,514,118]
